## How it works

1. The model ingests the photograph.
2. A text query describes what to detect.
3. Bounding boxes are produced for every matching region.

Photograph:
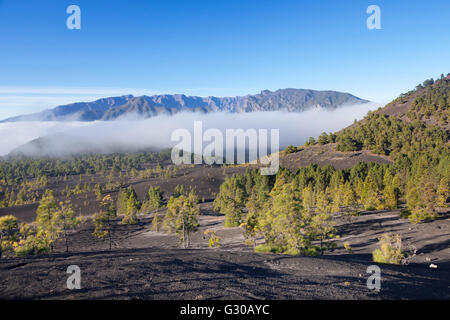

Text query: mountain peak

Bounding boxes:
[1,89,369,122]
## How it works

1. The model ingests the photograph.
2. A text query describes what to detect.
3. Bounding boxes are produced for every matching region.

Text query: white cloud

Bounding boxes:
[0,103,378,156]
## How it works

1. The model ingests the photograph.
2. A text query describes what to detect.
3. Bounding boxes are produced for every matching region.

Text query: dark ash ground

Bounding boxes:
[1,204,449,300]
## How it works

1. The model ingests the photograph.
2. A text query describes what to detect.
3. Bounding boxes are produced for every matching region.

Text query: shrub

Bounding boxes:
[283,145,300,155]
[254,244,283,254]
[0,215,18,230]
[372,234,404,265]
[204,229,221,248]
[408,208,438,224]
[343,242,352,253]
[399,209,411,219]
[283,247,301,256]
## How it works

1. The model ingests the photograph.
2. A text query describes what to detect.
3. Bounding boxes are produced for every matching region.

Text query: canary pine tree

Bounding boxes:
[35,190,60,252]
[213,174,247,227]
[54,200,81,253]
[142,186,165,214]
[92,195,116,250]
[437,177,449,207]
[361,175,382,210]
[165,191,200,248]
[122,188,140,225]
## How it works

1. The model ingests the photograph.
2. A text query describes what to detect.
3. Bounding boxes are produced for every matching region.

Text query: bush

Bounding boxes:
[254,244,283,254]
[399,209,411,219]
[283,145,299,155]
[372,234,404,265]
[317,132,330,145]
[0,215,18,230]
[343,242,352,253]
[408,208,438,224]
[283,247,301,256]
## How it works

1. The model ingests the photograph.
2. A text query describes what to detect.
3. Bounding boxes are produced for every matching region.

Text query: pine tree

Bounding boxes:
[307,190,337,256]
[122,188,140,225]
[0,215,18,258]
[258,182,308,254]
[94,184,102,200]
[93,195,117,250]
[173,184,186,198]
[407,173,439,223]
[151,211,162,232]
[165,193,200,248]
[213,174,247,227]
[116,188,129,216]
[35,189,60,252]
[437,177,449,207]
[242,189,263,247]
[361,175,382,210]
[301,184,315,213]
[54,200,81,253]
[142,186,165,214]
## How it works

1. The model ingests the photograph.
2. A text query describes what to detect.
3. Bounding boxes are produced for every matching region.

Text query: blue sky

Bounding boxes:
[0,0,449,118]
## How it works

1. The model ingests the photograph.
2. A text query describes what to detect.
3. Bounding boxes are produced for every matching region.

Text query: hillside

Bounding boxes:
[334,75,449,158]
[0,89,368,122]
[378,75,449,131]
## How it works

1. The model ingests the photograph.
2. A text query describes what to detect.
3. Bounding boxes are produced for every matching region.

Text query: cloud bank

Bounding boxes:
[0,103,378,157]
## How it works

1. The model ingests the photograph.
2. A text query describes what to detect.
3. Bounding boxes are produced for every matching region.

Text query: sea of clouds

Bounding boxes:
[0,103,379,157]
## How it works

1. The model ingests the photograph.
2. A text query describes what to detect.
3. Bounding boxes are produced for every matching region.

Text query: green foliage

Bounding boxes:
[204,229,221,248]
[399,209,411,219]
[13,223,52,257]
[307,190,338,255]
[0,215,19,258]
[0,215,18,231]
[305,137,316,146]
[361,175,383,210]
[172,184,186,198]
[35,189,60,251]
[383,170,400,209]
[317,132,330,145]
[336,111,448,160]
[116,186,140,225]
[282,145,302,155]
[53,200,82,252]
[406,169,440,224]
[372,234,405,265]
[151,211,162,232]
[116,187,130,216]
[121,186,140,225]
[141,186,165,214]
[0,150,172,185]
[343,242,352,253]
[254,244,283,254]
[408,78,449,125]
[164,190,200,248]
[92,195,116,250]
[214,174,247,227]
[437,177,449,207]
[258,181,308,254]
[94,184,102,200]
[408,208,438,224]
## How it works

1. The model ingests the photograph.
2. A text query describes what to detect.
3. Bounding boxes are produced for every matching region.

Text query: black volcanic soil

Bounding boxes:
[1,203,449,300]
[1,158,449,300]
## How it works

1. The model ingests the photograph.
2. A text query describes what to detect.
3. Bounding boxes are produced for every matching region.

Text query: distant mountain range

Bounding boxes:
[1,89,369,122]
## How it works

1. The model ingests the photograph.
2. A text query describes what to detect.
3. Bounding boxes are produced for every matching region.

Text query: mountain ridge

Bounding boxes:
[1,88,369,122]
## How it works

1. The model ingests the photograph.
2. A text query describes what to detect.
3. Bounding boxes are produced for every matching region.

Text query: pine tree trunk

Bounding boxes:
[108,219,112,250]
[65,229,69,253]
